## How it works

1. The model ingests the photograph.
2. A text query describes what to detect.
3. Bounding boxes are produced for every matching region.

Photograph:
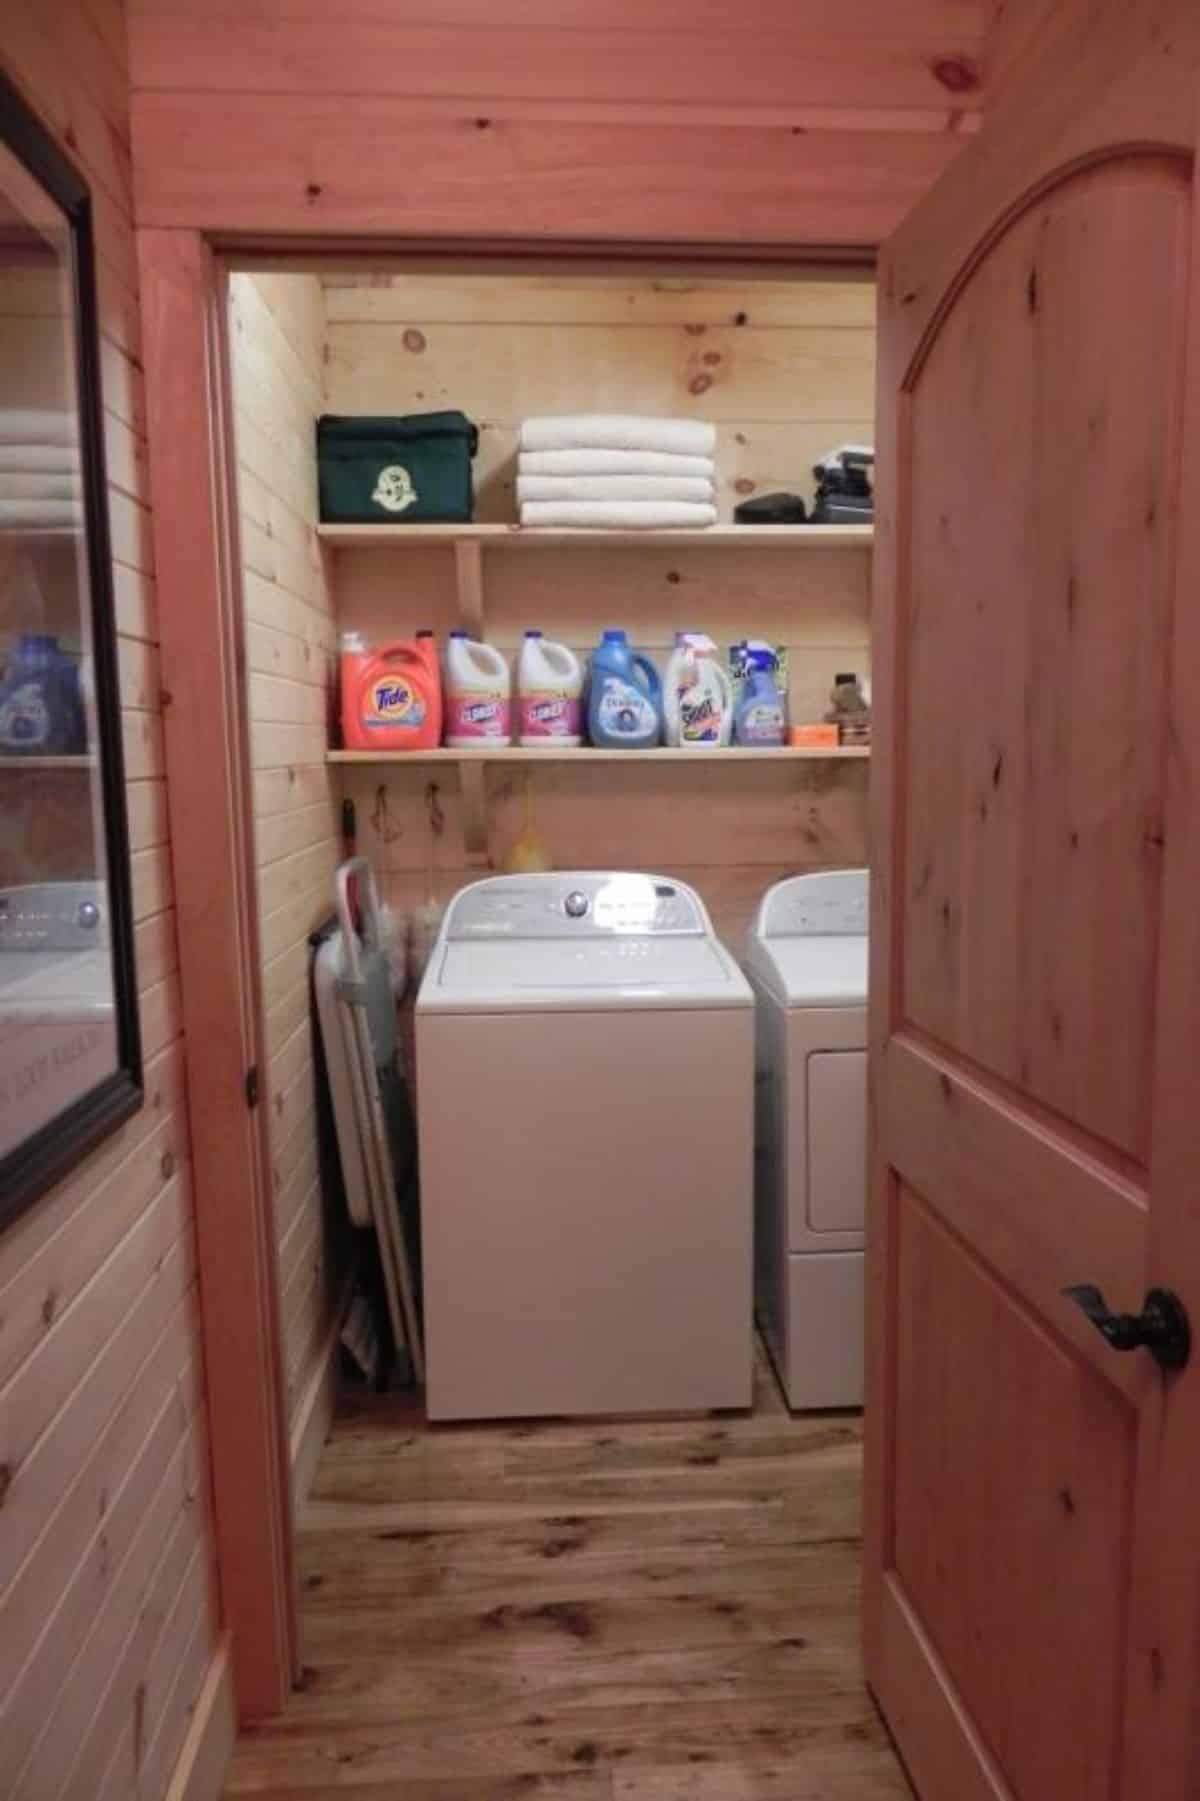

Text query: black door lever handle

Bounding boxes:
[1063,1284,1191,1372]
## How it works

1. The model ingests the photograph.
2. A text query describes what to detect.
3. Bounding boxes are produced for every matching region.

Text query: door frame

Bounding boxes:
[137,228,878,1720]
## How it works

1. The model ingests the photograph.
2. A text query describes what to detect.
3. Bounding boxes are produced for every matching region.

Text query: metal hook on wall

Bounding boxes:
[370,783,404,846]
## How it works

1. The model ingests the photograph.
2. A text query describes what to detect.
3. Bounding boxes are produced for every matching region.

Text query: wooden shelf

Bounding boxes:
[0,754,94,770]
[328,746,870,766]
[317,523,873,550]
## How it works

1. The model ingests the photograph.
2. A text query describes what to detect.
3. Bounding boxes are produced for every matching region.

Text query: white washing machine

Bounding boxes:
[743,869,868,1410]
[416,871,754,1421]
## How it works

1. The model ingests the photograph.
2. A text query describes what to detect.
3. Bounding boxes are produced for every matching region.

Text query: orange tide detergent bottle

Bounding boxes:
[340,629,441,750]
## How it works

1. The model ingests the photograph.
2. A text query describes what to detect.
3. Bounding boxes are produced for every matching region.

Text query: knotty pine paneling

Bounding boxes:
[0,6,218,1796]
[228,271,346,1439]
[127,1,984,246]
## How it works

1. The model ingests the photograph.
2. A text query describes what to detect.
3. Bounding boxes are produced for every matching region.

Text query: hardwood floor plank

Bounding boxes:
[223,1341,909,1799]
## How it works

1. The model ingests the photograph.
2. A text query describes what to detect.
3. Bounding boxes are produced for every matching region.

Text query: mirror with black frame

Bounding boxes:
[0,74,142,1227]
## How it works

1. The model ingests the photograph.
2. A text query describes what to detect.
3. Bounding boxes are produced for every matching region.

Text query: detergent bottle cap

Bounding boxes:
[448,629,468,639]
[524,629,543,639]
[601,629,628,645]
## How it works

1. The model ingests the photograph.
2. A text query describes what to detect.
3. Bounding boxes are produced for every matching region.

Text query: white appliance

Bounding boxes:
[743,869,868,1410]
[416,871,754,1421]
[0,881,116,1160]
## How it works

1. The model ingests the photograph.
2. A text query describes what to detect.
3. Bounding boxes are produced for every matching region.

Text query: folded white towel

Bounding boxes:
[520,415,717,458]
[519,448,715,479]
[0,445,81,474]
[519,500,718,530]
[0,473,82,501]
[517,475,714,505]
[0,499,81,529]
[0,411,79,449]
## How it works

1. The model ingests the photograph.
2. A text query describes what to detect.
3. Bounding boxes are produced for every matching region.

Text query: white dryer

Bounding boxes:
[416,872,754,1421]
[743,869,868,1410]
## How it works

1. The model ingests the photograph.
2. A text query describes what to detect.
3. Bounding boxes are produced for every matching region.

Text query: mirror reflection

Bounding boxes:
[0,137,117,1162]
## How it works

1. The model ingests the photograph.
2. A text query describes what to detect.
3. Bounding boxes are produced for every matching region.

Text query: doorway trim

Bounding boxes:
[138,229,877,1721]
[138,228,296,1720]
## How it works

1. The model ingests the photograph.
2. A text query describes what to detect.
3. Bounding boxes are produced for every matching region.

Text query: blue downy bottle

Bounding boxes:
[0,634,85,755]
[587,630,662,749]
[734,647,785,746]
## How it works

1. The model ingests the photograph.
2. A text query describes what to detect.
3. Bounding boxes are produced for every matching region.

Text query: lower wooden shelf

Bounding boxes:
[0,754,95,770]
[328,742,869,856]
[327,746,870,766]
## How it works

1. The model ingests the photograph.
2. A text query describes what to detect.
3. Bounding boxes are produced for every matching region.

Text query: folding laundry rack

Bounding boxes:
[313,856,423,1381]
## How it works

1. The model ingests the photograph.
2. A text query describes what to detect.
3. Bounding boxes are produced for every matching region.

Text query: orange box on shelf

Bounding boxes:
[789,723,840,748]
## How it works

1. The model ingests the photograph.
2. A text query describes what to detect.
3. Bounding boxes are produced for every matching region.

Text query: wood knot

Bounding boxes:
[42,1289,57,1326]
[161,1149,175,1180]
[734,478,755,495]
[305,183,322,201]
[665,569,681,584]
[688,373,713,396]
[0,1464,11,1507]
[734,311,748,326]
[930,56,980,93]
[403,329,427,354]
[684,323,706,337]
[474,116,492,130]
[702,350,721,367]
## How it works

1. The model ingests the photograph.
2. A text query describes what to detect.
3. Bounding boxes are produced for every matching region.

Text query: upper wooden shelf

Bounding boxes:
[316,523,873,550]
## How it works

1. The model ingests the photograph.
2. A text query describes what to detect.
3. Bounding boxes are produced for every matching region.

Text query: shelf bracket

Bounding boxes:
[458,760,489,865]
[454,538,485,639]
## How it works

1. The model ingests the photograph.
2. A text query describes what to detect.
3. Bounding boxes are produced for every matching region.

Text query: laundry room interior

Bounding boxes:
[12,2,1192,1795]
[229,258,877,1436]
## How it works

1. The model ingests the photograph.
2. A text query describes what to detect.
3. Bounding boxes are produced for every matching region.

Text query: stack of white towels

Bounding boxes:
[0,410,82,533]
[517,414,718,529]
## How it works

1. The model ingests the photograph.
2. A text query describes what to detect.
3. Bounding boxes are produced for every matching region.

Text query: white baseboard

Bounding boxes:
[288,1278,350,1510]
[164,1632,236,1801]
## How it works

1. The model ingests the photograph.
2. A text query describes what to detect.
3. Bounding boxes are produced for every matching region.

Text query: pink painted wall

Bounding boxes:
[0,5,221,1795]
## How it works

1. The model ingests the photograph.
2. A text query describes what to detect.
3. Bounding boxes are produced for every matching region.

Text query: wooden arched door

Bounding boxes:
[864,9,1200,1799]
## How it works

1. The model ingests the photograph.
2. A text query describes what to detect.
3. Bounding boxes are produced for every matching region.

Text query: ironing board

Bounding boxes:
[313,856,423,1381]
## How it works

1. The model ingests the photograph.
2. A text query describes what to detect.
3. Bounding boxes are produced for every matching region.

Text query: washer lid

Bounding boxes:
[421,933,751,1012]
[755,935,868,1008]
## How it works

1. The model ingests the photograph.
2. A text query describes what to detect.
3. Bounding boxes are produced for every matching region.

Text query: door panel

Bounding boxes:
[902,156,1188,1161]
[865,7,1200,1798]
[895,1187,1134,1801]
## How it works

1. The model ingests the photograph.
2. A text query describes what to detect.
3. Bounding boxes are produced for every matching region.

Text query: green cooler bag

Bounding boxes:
[317,411,478,523]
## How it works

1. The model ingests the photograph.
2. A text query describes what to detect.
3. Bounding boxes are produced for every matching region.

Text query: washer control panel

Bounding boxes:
[0,881,107,951]
[759,869,868,939]
[447,873,707,939]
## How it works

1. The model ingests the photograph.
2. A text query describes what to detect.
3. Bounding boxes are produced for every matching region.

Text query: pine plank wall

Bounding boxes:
[0,5,220,1798]
[228,272,344,1442]
[322,268,875,944]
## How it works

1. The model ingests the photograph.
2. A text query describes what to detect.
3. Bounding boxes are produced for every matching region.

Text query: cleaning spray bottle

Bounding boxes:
[734,645,786,746]
[663,632,733,747]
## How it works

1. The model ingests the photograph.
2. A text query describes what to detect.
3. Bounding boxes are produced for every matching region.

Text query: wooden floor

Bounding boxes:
[224,1342,912,1798]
